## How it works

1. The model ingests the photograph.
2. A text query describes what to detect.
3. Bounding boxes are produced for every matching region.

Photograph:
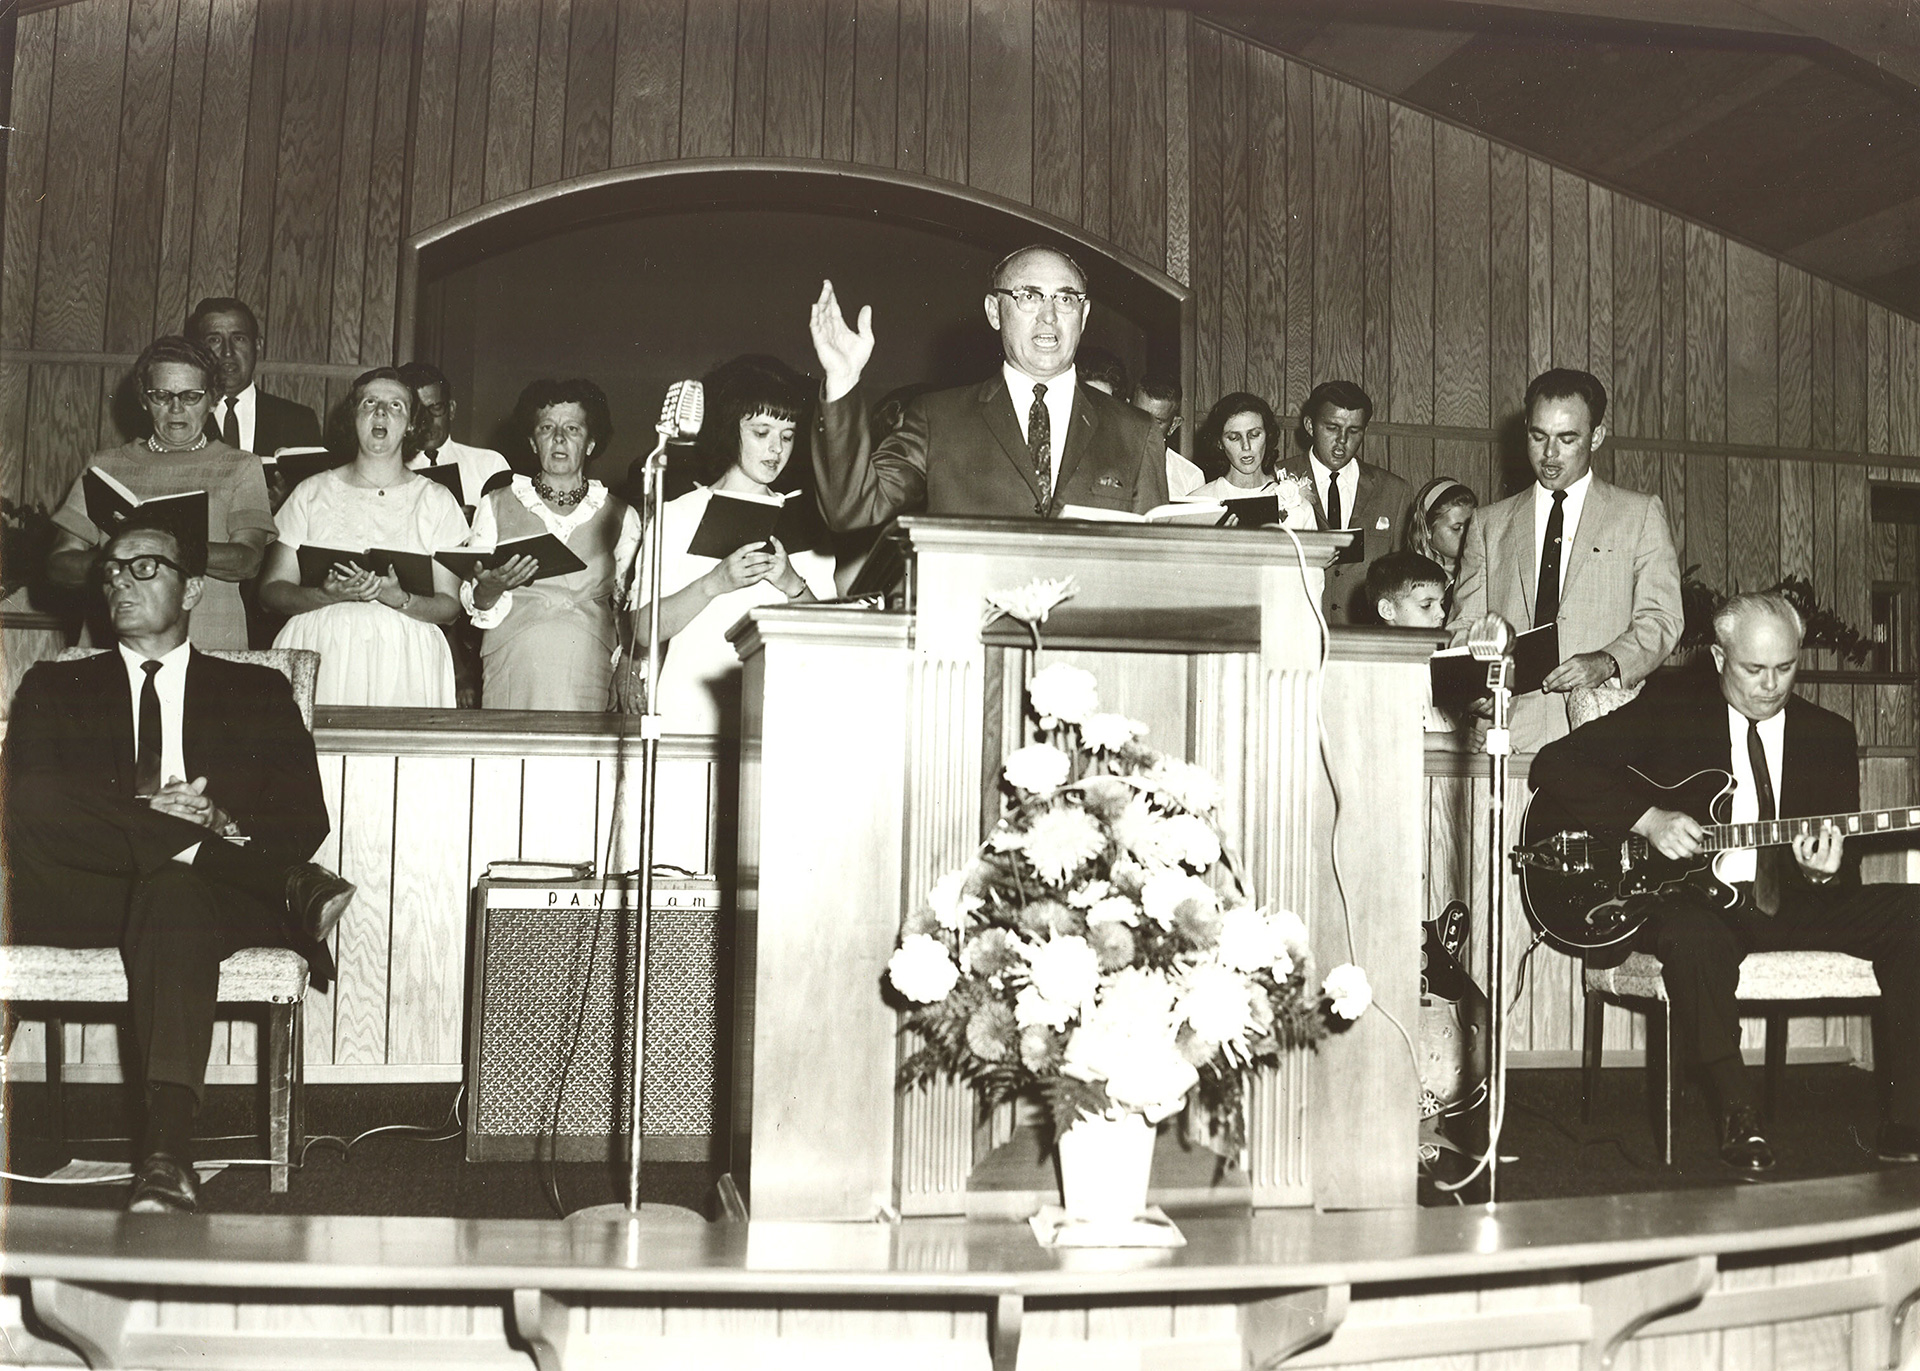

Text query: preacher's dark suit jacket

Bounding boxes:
[3,649,331,942]
[1276,455,1412,624]
[1531,676,1862,897]
[204,389,323,456]
[813,377,1170,530]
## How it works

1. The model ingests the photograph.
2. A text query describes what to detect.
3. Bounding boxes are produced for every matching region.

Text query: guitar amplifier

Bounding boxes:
[465,876,726,1163]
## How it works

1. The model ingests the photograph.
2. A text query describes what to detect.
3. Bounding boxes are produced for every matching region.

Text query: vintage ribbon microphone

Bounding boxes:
[1467,612,1516,1202]
[573,380,705,1226]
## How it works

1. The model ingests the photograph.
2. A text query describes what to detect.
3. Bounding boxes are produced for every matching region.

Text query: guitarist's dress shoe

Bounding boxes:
[1718,1105,1775,1172]
[127,1152,200,1214]
[1876,1122,1920,1163]
[285,862,355,942]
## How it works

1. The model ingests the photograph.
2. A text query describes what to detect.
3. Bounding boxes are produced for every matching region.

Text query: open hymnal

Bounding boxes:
[295,544,439,598]
[82,468,209,542]
[1057,500,1228,526]
[685,489,801,560]
[435,534,587,583]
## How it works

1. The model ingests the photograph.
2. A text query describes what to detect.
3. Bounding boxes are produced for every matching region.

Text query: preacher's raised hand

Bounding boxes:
[810,279,874,403]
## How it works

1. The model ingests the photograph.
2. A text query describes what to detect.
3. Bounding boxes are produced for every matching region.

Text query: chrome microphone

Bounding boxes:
[1466,613,1516,662]
[657,380,704,442]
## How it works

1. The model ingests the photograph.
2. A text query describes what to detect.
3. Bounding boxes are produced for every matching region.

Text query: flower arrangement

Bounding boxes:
[887,656,1369,1148]
[1270,471,1317,528]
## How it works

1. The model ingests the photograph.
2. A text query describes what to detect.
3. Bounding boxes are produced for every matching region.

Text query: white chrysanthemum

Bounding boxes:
[1098,966,1179,1027]
[1180,963,1256,1048]
[887,935,960,1004]
[1063,1001,1197,1122]
[1081,712,1146,752]
[1271,908,1310,958]
[927,869,982,931]
[1272,473,1315,528]
[1028,663,1100,729]
[1112,796,1177,868]
[1218,905,1281,974]
[1141,870,1218,930]
[1160,812,1221,870]
[983,576,1077,627]
[1014,984,1075,1031]
[1067,879,1111,908]
[1271,947,1295,981]
[1147,759,1221,816]
[1004,743,1070,794]
[1022,935,1102,1013]
[1323,962,1373,1021]
[1086,895,1140,927]
[1020,807,1107,884]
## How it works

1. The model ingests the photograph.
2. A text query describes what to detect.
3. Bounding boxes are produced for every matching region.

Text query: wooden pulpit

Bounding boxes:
[726,517,1425,1220]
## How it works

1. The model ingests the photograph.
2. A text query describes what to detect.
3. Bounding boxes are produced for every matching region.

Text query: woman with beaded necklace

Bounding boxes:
[256,367,468,706]
[459,378,640,710]
[46,336,274,650]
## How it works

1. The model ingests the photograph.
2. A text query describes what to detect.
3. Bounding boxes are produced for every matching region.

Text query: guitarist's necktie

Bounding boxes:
[1029,383,1052,515]
[1748,718,1784,916]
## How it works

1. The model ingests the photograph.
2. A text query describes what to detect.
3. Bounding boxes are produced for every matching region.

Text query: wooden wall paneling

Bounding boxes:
[235,0,292,317]
[1658,213,1687,444]
[1727,458,1779,593]
[1244,45,1286,406]
[1109,4,1166,271]
[765,0,828,160]
[895,0,928,173]
[446,0,496,216]
[1162,8,1189,289]
[1868,303,1890,455]
[1685,224,1727,589]
[731,0,769,157]
[561,0,615,177]
[1726,242,1778,448]
[326,0,386,368]
[1834,288,1867,453]
[1213,34,1246,391]
[967,0,1033,203]
[467,756,525,882]
[1281,58,1314,409]
[1309,72,1363,386]
[1835,463,1870,638]
[306,754,345,1066]
[0,364,29,504]
[388,757,472,1067]
[1360,92,1391,410]
[1388,104,1434,436]
[1186,23,1221,409]
[266,0,353,365]
[1548,167,1587,371]
[1779,459,1814,582]
[1778,266,1812,449]
[1076,0,1106,236]
[1610,197,1659,442]
[529,0,572,187]
[852,0,901,168]
[1430,125,1489,434]
[1487,144,1528,461]
[102,0,180,354]
[483,0,539,201]
[1587,188,1613,424]
[519,756,603,867]
[94,366,128,452]
[822,0,857,161]
[679,0,738,160]
[32,0,130,351]
[406,0,464,234]
[1897,316,1919,458]
[2,10,56,352]
[334,755,397,1067]
[357,0,417,366]
[1809,277,1834,452]
[1525,159,1552,382]
[23,364,101,509]
[922,0,967,182]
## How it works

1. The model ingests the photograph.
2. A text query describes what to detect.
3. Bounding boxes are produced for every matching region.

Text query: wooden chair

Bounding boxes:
[1581,950,1882,1165]
[0,647,323,1192]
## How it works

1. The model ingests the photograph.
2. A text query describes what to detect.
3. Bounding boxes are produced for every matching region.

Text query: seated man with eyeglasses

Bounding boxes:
[807,244,1169,526]
[6,509,353,1214]
[46,335,275,651]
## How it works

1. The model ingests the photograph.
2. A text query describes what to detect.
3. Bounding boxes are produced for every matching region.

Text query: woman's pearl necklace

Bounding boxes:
[148,433,209,453]
[534,474,587,509]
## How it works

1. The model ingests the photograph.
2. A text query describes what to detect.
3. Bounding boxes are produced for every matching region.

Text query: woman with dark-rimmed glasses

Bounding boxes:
[46,336,274,650]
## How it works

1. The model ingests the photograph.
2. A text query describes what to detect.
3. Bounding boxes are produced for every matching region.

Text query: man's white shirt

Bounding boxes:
[1004,362,1076,486]
[1720,703,1786,884]
[119,640,198,863]
[1532,469,1594,602]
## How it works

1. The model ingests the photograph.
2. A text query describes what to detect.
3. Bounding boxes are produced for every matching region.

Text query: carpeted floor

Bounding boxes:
[1,1064,1898,1217]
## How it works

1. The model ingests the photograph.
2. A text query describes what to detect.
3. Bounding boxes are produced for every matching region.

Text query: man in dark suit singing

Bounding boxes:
[189,296,324,508]
[4,511,354,1214]
[1533,591,1920,1172]
[1277,380,1412,624]
[807,245,1169,526]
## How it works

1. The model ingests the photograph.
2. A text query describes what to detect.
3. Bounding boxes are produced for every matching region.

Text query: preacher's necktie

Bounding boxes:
[1748,718,1785,916]
[1535,489,1567,626]
[135,659,163,798]
[1325,469,1343,531]
[220,401,240,450]
[1029,383,1052,514]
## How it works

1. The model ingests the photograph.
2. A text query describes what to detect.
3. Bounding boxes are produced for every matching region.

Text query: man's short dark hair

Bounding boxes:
[1078,347,1128,397]
[1524,367,1609,428]
[113,509,207,578]
[396,361,450,395]
[184,297,261,339]
[1133,374,1181,407]
[989,244,1088,292]
[1366,551,1446,607]
[1303,380,1373,425]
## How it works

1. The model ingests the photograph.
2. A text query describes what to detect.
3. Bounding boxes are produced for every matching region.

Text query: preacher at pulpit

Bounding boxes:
[806,245,1169,528]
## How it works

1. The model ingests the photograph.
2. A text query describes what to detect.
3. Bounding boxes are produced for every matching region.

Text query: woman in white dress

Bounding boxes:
[1190,392,1283,503]
[637,372,836,735]
[257,368,468,707]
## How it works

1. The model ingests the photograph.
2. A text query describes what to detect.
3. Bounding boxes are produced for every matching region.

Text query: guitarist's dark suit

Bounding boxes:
[1532,672,1920,1124]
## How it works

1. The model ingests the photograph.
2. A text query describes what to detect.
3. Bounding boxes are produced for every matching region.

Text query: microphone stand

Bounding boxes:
[1481,648,1514,1204]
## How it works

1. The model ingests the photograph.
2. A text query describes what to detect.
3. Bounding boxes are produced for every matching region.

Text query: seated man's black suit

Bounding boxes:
[4,649,332,1096]
[1532,673,1920,1129]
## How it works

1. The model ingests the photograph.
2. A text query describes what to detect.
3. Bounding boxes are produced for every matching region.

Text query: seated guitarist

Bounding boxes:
[1533,590,1920,1172]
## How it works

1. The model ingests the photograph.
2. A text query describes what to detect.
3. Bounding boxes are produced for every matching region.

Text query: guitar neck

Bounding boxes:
[1704,806,1920,852]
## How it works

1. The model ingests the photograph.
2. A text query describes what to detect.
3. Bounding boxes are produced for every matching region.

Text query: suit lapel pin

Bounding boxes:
[1097,474,1122,489]
[1374,515,1390,531]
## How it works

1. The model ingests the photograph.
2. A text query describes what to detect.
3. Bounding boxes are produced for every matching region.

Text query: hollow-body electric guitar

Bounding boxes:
[1513,767,1920,952]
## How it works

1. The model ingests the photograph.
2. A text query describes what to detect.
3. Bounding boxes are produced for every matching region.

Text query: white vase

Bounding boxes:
[1056,1110,1156,1224]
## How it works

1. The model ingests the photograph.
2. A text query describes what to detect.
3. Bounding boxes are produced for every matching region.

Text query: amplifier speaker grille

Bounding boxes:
[465,880,724,1162]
